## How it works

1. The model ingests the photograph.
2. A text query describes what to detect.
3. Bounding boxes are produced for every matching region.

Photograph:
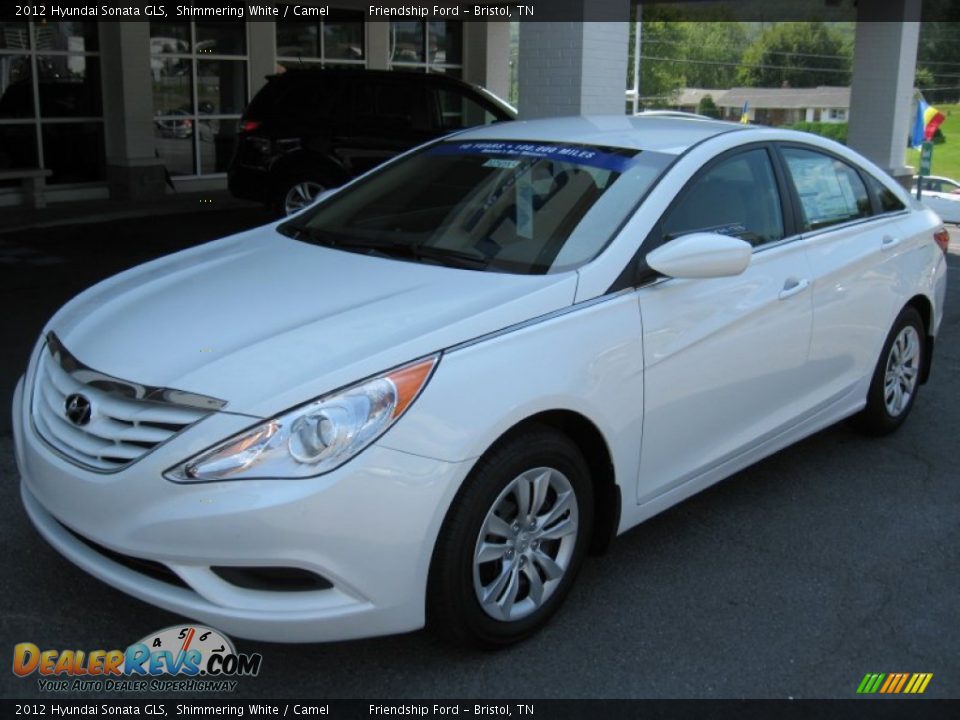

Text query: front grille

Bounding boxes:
[31,334,222,471]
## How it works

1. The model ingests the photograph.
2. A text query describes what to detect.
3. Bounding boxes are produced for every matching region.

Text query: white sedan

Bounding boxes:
[912,174,960,223]
[14,116,949,648]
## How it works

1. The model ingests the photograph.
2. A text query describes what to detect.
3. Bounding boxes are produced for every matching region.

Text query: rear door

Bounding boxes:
[777,144,911,407]
[636,145,818,505]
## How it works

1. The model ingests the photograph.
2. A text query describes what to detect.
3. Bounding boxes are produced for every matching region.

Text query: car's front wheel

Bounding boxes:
[855,305,925,435]
[427,426,593,648]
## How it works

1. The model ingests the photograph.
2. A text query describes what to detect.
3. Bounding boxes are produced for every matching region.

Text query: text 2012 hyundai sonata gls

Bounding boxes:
[14,116,949,647]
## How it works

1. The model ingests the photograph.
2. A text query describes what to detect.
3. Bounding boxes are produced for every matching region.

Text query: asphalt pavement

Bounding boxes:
[0,210,957,700]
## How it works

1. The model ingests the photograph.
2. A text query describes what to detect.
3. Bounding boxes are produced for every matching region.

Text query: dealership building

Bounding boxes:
[0,0,923,207]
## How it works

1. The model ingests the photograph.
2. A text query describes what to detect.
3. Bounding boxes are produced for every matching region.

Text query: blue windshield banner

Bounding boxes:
[429,141,638,173]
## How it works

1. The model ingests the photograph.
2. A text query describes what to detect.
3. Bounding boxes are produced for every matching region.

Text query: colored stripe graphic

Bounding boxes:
[857,673,932,694]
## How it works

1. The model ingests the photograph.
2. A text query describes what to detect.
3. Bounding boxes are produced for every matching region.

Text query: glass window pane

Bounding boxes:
[42,122,105,183]
[0,124,39,186]
[154,123,195,176]
[34,22,98,52]
[37,56,102,117]
[325,13,364,61]
[429,22,461,65]
[782,147,871,231]
[199,118,238,174]
[0,55,34,118]
[0,22,30,50]
[197,60,247,114]
[391,22,424,64]
[196,22,246,56]
[277,21,320,58]
[152,56,193,115]
[664,149,784,246]
[150,22,191,54]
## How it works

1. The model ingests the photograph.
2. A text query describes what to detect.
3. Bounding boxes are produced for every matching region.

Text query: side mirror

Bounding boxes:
[646,232,752,279]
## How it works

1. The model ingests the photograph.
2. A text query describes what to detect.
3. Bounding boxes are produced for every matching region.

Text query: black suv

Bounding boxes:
[228,68,516,215]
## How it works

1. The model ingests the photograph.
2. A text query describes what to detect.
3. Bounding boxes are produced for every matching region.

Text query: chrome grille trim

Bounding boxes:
[31,333,225,472]
[47,331,226,411]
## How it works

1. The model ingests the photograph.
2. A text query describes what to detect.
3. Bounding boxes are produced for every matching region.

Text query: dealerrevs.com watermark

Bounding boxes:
[13,624,262,693]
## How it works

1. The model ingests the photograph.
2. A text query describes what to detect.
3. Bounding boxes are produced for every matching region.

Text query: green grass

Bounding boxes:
[906,103,960,180]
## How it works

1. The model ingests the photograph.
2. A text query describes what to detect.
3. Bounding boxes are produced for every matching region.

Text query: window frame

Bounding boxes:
[274,11,367,70]
[0,21,104,187]
[150,22,250,178]
[388,21,464,77]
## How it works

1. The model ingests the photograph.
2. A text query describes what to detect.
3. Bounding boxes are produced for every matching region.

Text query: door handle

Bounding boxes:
[881,235,901,251]
[778,277,810,300]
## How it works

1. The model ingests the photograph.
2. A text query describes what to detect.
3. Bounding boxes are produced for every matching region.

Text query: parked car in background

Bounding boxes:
[912,174,960,223]
[16,117,948,648]
[228,68,516,215]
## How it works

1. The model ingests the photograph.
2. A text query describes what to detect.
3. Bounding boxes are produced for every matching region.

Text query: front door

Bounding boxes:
[635,146,817,504]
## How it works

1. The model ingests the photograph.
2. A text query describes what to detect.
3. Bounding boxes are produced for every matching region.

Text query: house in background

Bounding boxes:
[665,86,851,126]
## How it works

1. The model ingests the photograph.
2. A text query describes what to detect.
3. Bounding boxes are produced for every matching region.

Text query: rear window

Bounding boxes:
[245,75,338,121]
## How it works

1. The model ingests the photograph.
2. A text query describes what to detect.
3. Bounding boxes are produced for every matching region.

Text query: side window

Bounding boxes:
[866,174,906,214]
[434,87,497,130]
[662,148,784,247]
[781,147,871,231]
[354,82,430,131]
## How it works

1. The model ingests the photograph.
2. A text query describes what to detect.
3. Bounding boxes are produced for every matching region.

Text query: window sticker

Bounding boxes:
[483,158,522,169]
[515,171,534,239]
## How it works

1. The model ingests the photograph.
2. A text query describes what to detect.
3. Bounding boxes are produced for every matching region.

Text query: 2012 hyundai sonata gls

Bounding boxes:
[14,116,949,647]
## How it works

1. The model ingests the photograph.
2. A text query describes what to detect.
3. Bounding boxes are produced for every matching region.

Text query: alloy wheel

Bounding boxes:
[883,325,921,417]
[283,181,325,215]
[472,466,579,622]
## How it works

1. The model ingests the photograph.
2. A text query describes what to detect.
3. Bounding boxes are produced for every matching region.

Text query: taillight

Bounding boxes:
[934,227,950,254]
[240,120,261,133]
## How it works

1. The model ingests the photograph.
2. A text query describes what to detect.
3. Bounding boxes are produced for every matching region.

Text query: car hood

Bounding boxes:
[48,229,578,418]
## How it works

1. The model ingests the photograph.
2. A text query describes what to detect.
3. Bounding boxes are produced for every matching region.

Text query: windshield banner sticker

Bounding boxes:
[431,141,638,172]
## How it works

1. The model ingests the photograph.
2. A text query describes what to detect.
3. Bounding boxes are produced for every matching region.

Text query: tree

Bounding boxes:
[633,17,750,108]
[737,22,852,88]
[697,94,720,118]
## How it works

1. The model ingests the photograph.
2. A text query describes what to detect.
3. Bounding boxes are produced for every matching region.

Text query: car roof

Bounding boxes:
[269,67,472,88]
[452,115,750,155]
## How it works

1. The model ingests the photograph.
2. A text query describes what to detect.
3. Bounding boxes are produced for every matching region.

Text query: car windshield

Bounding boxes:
[278,140,673,274]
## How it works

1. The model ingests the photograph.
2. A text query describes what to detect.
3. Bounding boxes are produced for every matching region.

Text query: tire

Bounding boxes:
[427,426,594,649]
[272,178,328,217]
[854,305,925,436]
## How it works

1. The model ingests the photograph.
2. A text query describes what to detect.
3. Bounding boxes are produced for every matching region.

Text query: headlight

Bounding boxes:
[165,355,439,482]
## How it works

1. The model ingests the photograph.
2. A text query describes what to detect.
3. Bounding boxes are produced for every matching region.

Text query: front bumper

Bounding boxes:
[13,375,469,643]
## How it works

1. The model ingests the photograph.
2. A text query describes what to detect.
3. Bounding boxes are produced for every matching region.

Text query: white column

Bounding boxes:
[463,22,510,99]
[518,3,630,119]
[367,22,391,70]
[847,0,921,183]
[248,22,276,97]
[100,22,166,200]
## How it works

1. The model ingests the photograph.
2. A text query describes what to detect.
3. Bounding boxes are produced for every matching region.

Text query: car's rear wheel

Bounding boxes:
[855,305,925,435]
[427,426,593,648]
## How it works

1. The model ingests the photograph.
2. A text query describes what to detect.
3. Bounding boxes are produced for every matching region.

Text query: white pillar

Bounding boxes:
[100,22,166,200]
[518,3,630,119]
[847,0,921,183]
[367,22,390,70]
[248,22,276,97]
[464,22,510,100]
